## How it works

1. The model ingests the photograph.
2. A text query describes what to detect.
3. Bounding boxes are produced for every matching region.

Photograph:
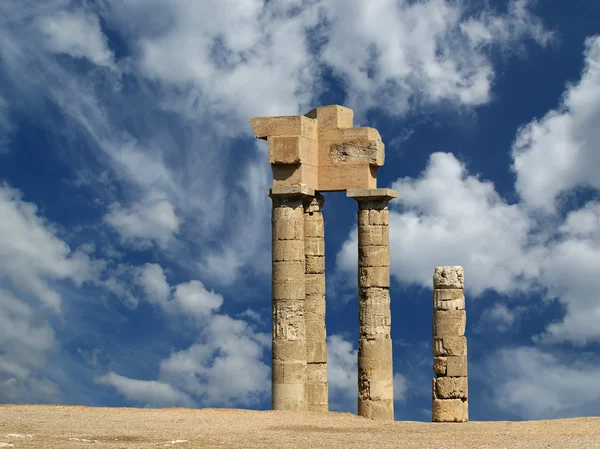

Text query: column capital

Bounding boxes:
[347,188,398,201]
[268,185,316,199]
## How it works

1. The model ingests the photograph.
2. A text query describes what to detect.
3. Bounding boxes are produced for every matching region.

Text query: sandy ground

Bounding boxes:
[0,405,599,449]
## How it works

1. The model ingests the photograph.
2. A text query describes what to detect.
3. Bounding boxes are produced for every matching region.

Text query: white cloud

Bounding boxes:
[104,199,181,250]
[0,183,103,312]
[484,347,600,419]
[159,314,270,407]
[35,9,116,69]
[393,373,408,403]
[475,303,522,334]
[336,152,543,297]
[327,335,358,412]
[512,36,600,213]
[102,263,269,407]
[320,0,551,117]
[96,372,196,408]
[0,184,107,403]
[136,263,170,305]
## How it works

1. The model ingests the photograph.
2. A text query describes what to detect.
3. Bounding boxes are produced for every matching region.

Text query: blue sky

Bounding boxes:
[0,0,599,421]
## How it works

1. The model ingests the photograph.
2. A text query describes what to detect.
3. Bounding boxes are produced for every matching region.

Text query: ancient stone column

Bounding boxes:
[304,193,328,412]
[432,266,468,422]
[347,188,398,420]
[270,185,314,411]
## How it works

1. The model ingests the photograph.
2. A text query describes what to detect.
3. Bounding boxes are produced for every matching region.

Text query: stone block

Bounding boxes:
[320,129,385,167]
[446,356,468,377]
[432,399,468,422]
[306,340,327,363]
[358,226,388,246]
[358,357,393,379]
[369,209,389,225]
[306,383,328,412]
[368,379,394,401]
[433,336,467,357]
[433,266,464,289]
[433,357,447,377]
[272,280,304,300]
[272,361,307,384]
[358,209,370,226]
[358,337,393,361]
[358,399,394,421]
[273,301,305,341]
[305,255,325,274]
[273,240,304,262]
[304,294,325,316]
[273,218,304,240]
[249,115,318,140]
[305,237,325,256]
[272,261,305,281]
[305,274,325,295]
[304,215,324,237]
[435,376,468,399]
[272,383,306,412]
[347,188,398,200]
[272,163,318,189]
[433,310,466,337]
[359,266,390,288]
[433,289,465,310]
[272,340,306,361]
[272,203,304,221]
[306,363,327,384]
[318,162,377,192]
[267,136,318,165]
[359,245,390,267]
[305,314,326,340]
[270,185,315,199]
[304,104,354,130]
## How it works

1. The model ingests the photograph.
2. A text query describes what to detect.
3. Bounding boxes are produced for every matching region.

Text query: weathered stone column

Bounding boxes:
[347,188,397,421]
[432,266,468,422]
[304,193,328,412]
[270,186,314,411]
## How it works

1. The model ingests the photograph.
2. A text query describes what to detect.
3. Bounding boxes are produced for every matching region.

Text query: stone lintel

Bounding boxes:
[347,188,398,201]
[268,185,316,198]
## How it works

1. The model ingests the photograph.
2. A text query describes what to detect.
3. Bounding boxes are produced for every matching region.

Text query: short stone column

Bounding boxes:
[270,186,314,411]
[304,193,328,412]
[432,266,468,422]
[347,188,398,420]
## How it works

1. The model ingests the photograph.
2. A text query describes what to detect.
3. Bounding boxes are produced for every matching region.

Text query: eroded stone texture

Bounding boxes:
[304,193,328,412]
[433,266,464,289]
[432,266,468,422]
[432,399,468,423]
[271,192,308,411]
[351,190,397,421]
[251,105,386,192]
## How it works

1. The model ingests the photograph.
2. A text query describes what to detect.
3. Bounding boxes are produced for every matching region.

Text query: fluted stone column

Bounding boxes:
[270,186,315,411]
[432,266,468,422]
[304,193,328,412]
[348,188,397,421]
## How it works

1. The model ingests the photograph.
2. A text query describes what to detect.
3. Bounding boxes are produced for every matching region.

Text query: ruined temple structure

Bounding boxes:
[432,266,469,422]
[249,105,396,420]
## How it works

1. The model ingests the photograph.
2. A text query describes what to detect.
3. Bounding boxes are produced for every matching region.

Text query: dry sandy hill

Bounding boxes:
[0,405,599,449]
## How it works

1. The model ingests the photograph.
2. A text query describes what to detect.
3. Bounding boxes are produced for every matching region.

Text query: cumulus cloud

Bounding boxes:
[0,183,107,403]
[327,335,358,412]
[483,347,600,419]
[101,262,270,407]
[512,36,600,213]
[104,199,181,250]
[96,372,195,408]
[320,0,551,117]
[0,183,103,312]
[336,152,543,297]
[35,9,116,69]
[475,303,524,334]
